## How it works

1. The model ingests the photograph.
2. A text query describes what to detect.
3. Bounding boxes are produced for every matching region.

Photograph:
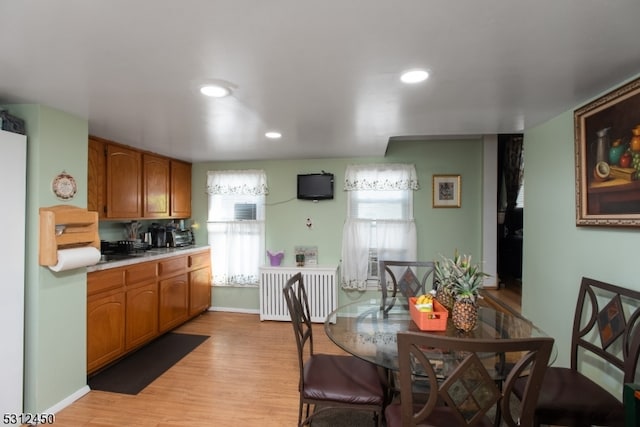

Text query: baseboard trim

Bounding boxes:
[208,306,259,315]
[44,385,90,416]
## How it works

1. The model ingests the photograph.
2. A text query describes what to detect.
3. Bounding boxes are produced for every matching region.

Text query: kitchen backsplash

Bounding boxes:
[98,219,188,242]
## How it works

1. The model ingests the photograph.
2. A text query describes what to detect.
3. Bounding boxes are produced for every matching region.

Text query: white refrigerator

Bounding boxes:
[0,129,26,414]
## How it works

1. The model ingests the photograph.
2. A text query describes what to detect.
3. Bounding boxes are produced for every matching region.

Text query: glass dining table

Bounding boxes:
[324,296,555,372]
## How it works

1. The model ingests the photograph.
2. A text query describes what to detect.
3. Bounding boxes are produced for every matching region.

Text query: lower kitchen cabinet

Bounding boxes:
[87,290,126,373]
[125,281,158,350]
[87,248,211,374]
[189,266,211,315]
[159,273,189,333]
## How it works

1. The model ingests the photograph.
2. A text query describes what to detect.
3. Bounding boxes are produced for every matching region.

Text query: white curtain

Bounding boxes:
[340,219,372,289]
[341,164,419,290]
[207,170,267,286]
[344,163,419,191]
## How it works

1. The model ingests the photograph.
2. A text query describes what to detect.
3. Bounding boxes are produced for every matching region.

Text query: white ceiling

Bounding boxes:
[2,1,640,163]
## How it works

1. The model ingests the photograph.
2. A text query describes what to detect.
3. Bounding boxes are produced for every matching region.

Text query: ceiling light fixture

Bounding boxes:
[400,69,429,84]
[265,131,282,139]
[200,84,231,98]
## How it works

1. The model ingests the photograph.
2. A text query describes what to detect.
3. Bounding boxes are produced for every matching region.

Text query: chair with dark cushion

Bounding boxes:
[385,331,554,427]
[283,272,385,426]
[379,260,435,315]
[514,277,640,426]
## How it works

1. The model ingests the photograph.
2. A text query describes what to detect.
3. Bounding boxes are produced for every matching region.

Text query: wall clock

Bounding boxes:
[52,171,77,201]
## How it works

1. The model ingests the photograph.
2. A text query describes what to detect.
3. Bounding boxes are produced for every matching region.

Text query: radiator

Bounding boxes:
[259,265,338,323]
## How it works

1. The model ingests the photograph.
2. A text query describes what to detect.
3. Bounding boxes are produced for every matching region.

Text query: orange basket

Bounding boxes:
[409,297,449,331]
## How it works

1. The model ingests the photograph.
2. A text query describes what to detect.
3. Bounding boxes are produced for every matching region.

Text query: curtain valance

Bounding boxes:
[206,169,269,195]
[344,163,419,191]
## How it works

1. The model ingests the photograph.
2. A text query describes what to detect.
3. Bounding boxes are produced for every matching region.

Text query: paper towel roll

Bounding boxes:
[48,247,101,272]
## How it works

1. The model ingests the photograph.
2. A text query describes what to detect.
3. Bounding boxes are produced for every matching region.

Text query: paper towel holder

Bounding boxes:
[39,205,100,266]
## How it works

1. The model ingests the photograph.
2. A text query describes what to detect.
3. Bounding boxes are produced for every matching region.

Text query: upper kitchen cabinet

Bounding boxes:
[88,136,192,220]
[143,154,170,218]
[88,137,106,215]
[107,143,142,219]
[170,160,191,218]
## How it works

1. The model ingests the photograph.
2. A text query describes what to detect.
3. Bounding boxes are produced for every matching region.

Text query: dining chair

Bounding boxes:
[282,272,385,427]
[385,331,554,427]
[513,276,640,426]
[379,260,435,315]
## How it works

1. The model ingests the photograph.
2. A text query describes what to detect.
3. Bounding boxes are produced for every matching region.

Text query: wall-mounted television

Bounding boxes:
[297,172,334,200]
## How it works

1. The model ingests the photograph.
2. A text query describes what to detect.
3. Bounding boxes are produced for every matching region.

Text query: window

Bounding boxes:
[341,164,419,290]
[206,170,268,286]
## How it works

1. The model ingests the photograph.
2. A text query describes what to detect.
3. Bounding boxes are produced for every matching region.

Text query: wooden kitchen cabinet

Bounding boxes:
[189,250,211,315]
[189,266,211,315]
[87,249,211,373]
[143,154,170,218]
[159,273,189,332]
[126,281,159,350]
[106,143,142,219]
[88,136,105,216]
[88,135,191,220]
[170,160,192,218]
[125,262,158,351]
[87,268,126,373]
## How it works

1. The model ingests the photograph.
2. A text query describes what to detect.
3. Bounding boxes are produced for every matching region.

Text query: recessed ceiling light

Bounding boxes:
[200,84,231,97]
[400,69,429,84]
[265,131,282,139]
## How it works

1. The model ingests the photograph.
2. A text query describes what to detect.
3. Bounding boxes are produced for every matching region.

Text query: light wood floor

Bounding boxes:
[52,288,522,427]
[53,312,348,426]
[481,280,522,315]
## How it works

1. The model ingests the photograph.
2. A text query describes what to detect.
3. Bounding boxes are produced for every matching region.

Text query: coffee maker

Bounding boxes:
[148,223,167,248]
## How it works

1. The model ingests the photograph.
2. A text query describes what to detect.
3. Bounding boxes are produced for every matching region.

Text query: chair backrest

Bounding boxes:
[379,260,435,313]
[571,277,640,385]
[396,331,553,427]
[283,273,313,383]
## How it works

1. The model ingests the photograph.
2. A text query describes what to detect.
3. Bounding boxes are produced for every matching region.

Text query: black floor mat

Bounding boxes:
[88,332,209,395]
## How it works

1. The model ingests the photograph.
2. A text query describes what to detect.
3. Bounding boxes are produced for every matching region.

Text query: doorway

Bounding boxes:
[496,134,524,306]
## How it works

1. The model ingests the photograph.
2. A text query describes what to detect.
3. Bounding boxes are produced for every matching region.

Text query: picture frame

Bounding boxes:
[432,174,461,208]
[575,76,640,227]
[294,246,318,266]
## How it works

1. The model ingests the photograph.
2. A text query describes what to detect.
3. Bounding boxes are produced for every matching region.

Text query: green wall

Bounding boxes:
[3,105,89,412]
[11,70,640,410]
[522,73,640,396]
[191,138,484,310]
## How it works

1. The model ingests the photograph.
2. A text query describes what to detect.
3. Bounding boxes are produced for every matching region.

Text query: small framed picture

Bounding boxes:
[432,175,461,208]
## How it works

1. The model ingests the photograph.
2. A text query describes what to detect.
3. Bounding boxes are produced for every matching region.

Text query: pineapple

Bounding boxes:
[434,251,469,311]
[433,251,489,331]
[451,264,485,332]
[434,257,456,310]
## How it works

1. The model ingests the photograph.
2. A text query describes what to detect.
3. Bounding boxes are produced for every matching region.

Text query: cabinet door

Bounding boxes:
[106,144,142,219]
[143,154,170,218]
[158,273,189,332]
[126,281,159,350]
[189,266,211,315]
[170,160,192,218]
[87,290,125,373]
[88,137,106,217]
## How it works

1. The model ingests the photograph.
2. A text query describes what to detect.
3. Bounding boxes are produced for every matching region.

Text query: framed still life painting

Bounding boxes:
[575,76,640,227]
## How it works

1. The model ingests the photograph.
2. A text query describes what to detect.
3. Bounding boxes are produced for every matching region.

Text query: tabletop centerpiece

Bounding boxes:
[434,251,487,332]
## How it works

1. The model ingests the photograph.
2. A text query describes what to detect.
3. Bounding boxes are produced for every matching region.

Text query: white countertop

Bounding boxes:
[87,245,210,272]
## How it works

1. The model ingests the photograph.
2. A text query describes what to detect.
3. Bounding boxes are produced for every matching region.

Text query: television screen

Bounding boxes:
[297,173,334,200]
